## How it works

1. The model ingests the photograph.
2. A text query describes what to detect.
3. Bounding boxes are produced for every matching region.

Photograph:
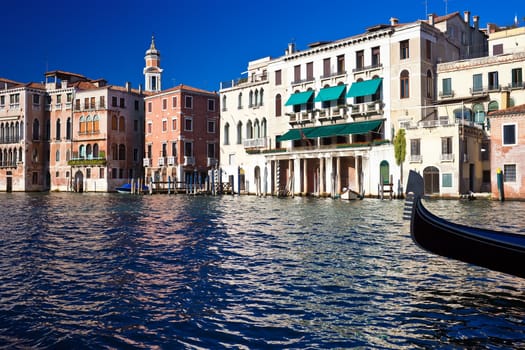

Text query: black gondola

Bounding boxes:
[404,170,525,278]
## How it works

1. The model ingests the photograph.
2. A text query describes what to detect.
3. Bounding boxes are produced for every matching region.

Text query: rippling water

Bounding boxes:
[0,193,523,349]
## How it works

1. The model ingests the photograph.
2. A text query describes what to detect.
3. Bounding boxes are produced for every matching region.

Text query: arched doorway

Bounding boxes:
[379,160,390,184]
[423,166,440,194]
[254,166,261,196]
[74,170,84,193]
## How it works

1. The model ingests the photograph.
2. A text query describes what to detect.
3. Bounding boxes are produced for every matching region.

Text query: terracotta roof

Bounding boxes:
[0,77,23,85]
[433,12,460,24]
[44,70,88,80]
[147,83,217,97]
[488,104,525,116]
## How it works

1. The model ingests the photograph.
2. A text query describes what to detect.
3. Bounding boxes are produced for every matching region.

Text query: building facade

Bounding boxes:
[143,84,220,190]
[219,12,486,197]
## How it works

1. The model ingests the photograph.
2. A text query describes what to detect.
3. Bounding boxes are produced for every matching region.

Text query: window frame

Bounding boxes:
[502,123,517,146]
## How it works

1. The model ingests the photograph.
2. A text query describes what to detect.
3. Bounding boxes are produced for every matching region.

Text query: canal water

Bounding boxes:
[0,192,523,349]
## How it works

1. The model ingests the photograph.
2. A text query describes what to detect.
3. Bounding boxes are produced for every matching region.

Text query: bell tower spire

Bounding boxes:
[143,35,163,92]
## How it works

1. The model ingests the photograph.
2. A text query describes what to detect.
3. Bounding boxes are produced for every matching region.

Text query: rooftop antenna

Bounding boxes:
[423,0,428,18]
[444,0,449,14]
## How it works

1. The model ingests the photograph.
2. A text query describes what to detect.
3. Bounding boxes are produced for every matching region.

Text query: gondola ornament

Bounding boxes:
[404,170,525,278]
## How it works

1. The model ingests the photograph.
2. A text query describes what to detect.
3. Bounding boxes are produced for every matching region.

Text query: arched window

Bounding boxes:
[79,144,85,158]
[66,118,71,140]
[111,144,118,160]
[56,119,61,140]
[15,122,20,142]
[254,119,260,138]
[93,143,99,158]
[0,123,4,143]
[55,150,60,162]
[119,116,125,131]
[32,119,40,140]
[488,100,499,112]
[222,95,227,111]
[380,160,390,185]
[249,90,254,107]
[112,115,118,130]
[66,149,71,161]
[246,120,253,139]
[224,122,230,145]
[86,144,92,159]
[275,94,282,117]
[18,147,22,163]
[259,88,264,106]
[472,104,485,124]
[254,90,259,106]
[237,121,242,144]
[93,115,100,132]
[238,92,243,109]
[79,116,86,133]
[400,70,410,99]
[118,144,126,160]
[453,108,473,121]
[426,70,433,99]
[86,115,93,133]
[261,118,267,138]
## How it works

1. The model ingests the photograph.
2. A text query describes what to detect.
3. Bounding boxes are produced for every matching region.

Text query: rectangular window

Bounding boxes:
[161,143,167,157]
[207,143,215,158]
[112,96,117,107]
[493,43,503,55]
[488,71,499,91]
[90,97,95,109]
[208,99,215,111]
[112,168,117,179]
[472,74,483,92]
[306,62,313,81]
[442,78,452,96]
[185,96,193,109]
[504,164,516,182]
[425,39,432,60]
[356,50,364,69]
[337,54,345,74]
[502,124,516,145]
[184,117,193,131]
[512,68,523,88]
[442,173,452,187]
[294,65,301,83]
[371,47,380,66]
[99,96,105,108]
[134,119,138,132]
[75,99,81,110]
[147,122,152,134]
[410,139,421,162]
[134,99,139,110]
[400,40,409,59]
[162,119,167,132]
[275,70,282,85]
[99,168,104,179]
[162,98,167,110]
[86,168,91,179]
[441,137,453,161]
[33,94,40,105]
[323,58,330,77]
[32,172,38,185]
[184,142,193,157]
[147,144,152,158]
[172,118,177,130]
[147,102,152,113]
[1,95,5,106]
[67,93,72,103]
[207,120,215,133]
[119,98,125,108]
[400,74,409,99]
[133,148,138,162]
[84,97,89,109]
[172,96,178,108]
[171,142,177,157]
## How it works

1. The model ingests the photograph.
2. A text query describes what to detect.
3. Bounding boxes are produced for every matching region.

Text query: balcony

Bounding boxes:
[68,157,107,167]
[243,137,267,149]
[438,90,455,98]
[410,155,422,163]
[441,153,454,162]
[350,101,383,117]
[158,157,165,166]
[167,156,176,166]
[207,157,218,167]
[143,158,151,167]
[184,156,195,166]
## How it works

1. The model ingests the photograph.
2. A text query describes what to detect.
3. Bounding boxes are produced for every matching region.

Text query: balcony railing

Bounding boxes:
[243,137,267,148]
[441,153,454,162]
[67,157,107,167]
[167,156,176,166]
[184,156,195,166]
[143,158,151,167]
[410,155,422,163]
[158,157,165,166]
[207,157,218,167]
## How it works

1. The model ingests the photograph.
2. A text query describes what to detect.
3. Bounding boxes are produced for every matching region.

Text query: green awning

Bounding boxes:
[314,85,346,102]
[285,90,314,106]
[346,78,382,98]
[276,127,316,142]
[277,120,383,142]
[339,119,383,134]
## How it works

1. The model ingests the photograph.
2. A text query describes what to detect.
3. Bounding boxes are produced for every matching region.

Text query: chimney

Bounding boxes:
[473,16,479,30]
[286,42,296,55]
[428,13,435,26]
[126,82,131,92]
[464,11,471,25]
[390,17,399,26]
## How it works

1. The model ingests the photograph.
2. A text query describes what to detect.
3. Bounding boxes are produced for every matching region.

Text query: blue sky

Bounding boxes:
[1,0,523,92]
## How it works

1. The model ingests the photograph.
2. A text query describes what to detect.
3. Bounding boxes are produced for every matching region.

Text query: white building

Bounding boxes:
[220,12,487,197]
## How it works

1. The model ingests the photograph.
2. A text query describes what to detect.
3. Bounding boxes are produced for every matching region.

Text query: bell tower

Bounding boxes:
[143,35,163,92]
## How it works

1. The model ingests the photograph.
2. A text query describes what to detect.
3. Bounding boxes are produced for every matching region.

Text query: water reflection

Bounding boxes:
[0,193,523,348]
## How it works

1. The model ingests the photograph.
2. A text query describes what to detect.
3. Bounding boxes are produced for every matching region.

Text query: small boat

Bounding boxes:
[341,188,363,200]
[404,170,525,278]
[115,183,149,194]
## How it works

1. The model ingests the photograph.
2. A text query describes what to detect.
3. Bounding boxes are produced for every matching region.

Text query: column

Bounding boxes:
[294,157,301,196]
[303,158,308,194]
[319,157,325,195]
[336,156,341,194]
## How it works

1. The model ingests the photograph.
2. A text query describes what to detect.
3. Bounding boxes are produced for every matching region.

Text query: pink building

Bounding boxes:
[489,104,525,200]
[143,84,220,189]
